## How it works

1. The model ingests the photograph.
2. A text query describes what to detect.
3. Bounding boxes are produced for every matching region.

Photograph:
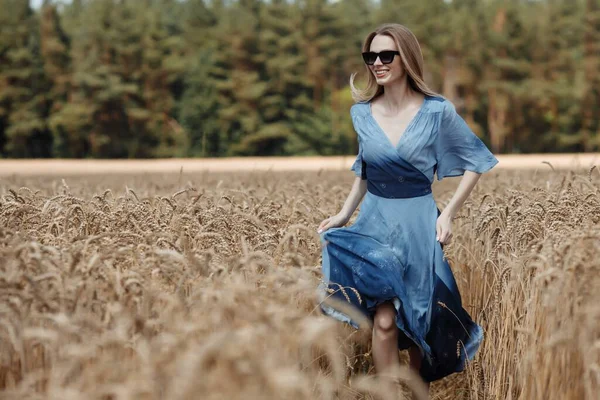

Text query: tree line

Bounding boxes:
[0,0,598,159]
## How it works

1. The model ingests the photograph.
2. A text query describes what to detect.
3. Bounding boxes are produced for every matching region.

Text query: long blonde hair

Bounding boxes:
[350,23,439,103]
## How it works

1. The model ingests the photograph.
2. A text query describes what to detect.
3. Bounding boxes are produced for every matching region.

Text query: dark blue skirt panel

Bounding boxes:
[319,222,483,383]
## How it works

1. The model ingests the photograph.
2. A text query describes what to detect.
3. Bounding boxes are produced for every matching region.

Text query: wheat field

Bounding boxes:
[0,166,598,400]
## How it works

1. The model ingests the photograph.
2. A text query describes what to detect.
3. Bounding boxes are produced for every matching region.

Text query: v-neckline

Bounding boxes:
[368,96,427,150]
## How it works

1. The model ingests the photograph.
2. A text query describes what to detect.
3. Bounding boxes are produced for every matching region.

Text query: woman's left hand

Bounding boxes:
[436,212,453,245]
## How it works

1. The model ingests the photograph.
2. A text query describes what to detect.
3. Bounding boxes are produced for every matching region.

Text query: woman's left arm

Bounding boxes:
[436,170,481,244]
[434,101,499,245]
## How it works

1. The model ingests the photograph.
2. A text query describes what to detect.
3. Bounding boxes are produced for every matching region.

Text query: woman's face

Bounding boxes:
[368,34,404,86]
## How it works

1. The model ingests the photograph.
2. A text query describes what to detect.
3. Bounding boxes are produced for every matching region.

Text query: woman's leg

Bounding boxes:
[373,302,430,397]
[372,302,401,392]
[408,346,430,395]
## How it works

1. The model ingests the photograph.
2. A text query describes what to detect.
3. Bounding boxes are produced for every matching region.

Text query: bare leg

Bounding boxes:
[409,346,430,396]
[372,302,401,393]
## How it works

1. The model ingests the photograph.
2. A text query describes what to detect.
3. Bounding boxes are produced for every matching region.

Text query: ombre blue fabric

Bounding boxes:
[317,95,498,382]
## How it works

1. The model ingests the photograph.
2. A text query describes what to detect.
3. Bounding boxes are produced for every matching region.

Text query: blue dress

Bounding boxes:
[318,95,499,382]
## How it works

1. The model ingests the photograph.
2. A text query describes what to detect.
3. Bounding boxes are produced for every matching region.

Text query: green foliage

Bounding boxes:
[0,0,597,157]
[0,0,52,157]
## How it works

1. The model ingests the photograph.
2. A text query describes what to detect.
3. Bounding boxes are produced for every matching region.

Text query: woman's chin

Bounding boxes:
[376,75,393,85]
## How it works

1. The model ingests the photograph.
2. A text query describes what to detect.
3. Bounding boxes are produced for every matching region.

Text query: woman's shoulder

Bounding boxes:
[423,95,450,114]
[350,102,369,118]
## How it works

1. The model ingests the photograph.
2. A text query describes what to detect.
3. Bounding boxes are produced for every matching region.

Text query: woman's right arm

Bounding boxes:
[318,105,368,234]
[318,177,367,233]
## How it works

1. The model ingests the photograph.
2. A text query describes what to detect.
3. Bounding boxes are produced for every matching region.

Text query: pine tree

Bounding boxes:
[482,0,536,153]
[40,1,74,157]
[54,0,136,157]
[580,0,600,150]
[438,0,488,129]
[282,0,348,156]
[540,0,584,151]
[47,1,90,157]
[327,0,374,156]
[54,0,187,158]
[179,0,221,156]
[179,48,222,157]
[0,0,52,157]
[210,0,268,156]
[137,0,189,157]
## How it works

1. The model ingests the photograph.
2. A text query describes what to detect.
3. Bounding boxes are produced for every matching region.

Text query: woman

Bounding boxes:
[316,23,498,394]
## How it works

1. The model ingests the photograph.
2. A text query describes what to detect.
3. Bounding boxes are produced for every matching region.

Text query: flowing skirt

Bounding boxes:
[318,191,483,382]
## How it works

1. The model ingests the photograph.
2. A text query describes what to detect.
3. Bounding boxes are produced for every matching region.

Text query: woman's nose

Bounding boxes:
[373,56,383,66]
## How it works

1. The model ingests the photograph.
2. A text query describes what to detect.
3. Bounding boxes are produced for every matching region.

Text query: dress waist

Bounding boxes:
[366,180,432,199]
[363,160,432,199]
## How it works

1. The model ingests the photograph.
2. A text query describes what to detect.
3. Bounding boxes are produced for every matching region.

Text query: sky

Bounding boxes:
[29,0,365,8]
[30,0,71,8]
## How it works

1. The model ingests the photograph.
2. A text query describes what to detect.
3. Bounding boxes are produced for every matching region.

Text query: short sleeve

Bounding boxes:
[435,101,499,181]
[349,105,367,180]
[350,143,366,179]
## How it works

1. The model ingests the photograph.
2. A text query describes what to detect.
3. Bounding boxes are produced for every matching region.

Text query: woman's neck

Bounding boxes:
[378,79,420,114]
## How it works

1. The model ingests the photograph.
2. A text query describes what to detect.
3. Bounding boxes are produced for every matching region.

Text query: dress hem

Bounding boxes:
[317,285,484,382]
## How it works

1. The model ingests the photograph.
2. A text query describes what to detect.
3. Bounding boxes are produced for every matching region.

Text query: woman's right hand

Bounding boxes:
[317,213,350,234]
